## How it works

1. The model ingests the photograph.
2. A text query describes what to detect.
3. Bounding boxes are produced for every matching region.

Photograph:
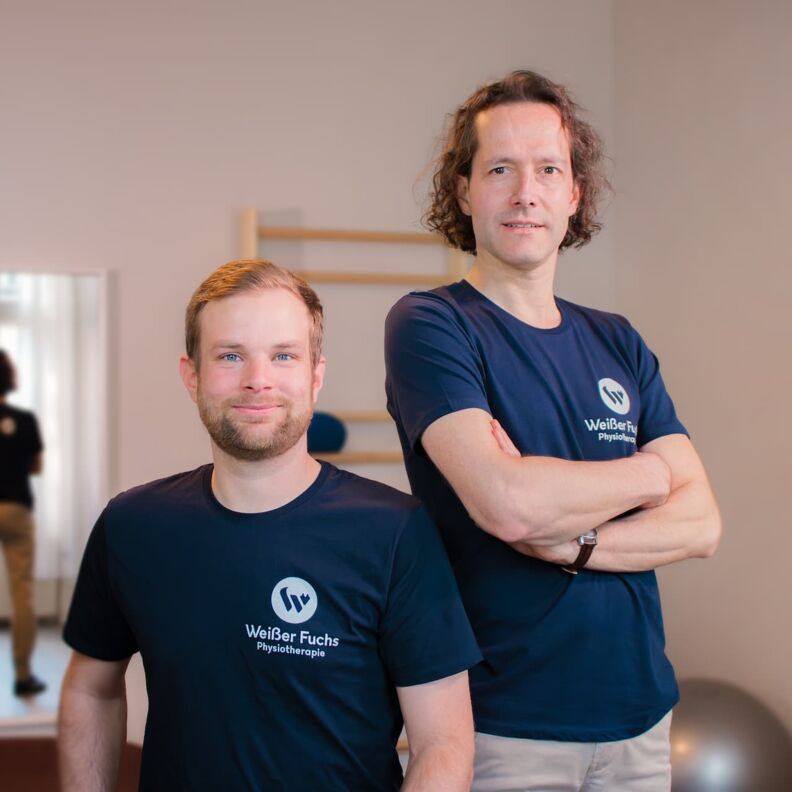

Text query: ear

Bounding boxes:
[456,175,472,217]
[311,357,326,403]
[569,179,581,217]
[179,355,199,404]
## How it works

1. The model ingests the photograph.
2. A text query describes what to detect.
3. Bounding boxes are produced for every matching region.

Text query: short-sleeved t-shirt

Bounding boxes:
[0,403,43,508]
[64,462,481,791]
[384,281,687,742]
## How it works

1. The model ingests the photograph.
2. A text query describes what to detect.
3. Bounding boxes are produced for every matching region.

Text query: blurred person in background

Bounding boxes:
[0,349,46,696]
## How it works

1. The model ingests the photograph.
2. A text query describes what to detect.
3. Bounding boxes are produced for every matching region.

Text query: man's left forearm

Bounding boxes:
[511,474,721,573]
[401,739,473,792]
[398,672,474,792]
[582,477,720,572]
[509,434,721,573]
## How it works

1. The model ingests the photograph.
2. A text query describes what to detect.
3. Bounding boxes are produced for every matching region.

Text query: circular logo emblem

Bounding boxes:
[271,577,317,624]
[598,378,631,415]
[0,417,16,435]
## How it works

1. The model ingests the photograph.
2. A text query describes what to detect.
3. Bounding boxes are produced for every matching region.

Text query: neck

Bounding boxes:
[466,252,560,328]
[209,436,321,513]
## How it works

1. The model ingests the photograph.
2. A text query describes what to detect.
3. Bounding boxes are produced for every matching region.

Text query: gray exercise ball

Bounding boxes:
[671,678,792,791]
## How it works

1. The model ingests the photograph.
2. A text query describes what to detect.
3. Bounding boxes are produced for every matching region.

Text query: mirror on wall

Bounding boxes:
[0,271,109,626]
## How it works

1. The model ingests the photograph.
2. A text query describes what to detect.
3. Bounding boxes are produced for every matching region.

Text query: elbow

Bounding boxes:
[695,506,722,559]
[466,501,524,544]
[467,482,551,544]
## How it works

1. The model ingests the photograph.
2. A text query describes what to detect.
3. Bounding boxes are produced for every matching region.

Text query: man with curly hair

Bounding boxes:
[385,71,721,790]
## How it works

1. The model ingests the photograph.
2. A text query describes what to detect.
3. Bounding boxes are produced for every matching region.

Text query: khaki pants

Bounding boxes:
[473,712,672,792]
[0,503,36,680]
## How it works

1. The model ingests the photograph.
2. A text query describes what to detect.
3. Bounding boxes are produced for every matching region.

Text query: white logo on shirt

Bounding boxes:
[271,577,318,624]
[597,378,631,416]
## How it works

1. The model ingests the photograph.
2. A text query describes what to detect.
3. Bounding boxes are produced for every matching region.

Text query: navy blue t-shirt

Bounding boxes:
[384,280,687,742]
[64,462,481,790]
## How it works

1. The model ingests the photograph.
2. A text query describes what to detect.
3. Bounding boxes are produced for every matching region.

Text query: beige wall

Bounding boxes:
[1,0,615,496]
[2,0,615,743]
[4,0,788,742]
[613,0,792,728]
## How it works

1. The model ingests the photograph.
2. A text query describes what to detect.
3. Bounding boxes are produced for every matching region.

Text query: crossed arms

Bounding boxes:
[422,408,721,573]
[58,652,474,792]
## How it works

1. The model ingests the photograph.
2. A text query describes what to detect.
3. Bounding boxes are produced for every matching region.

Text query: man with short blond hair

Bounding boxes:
[386,71,721,790]
[59,259,480,791]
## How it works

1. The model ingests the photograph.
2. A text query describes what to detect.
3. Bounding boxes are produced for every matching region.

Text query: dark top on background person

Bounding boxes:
[0,349,46,696]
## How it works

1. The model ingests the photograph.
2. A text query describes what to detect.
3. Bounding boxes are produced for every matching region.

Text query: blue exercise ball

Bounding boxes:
[307,412,347,453]
[671,678,792,791]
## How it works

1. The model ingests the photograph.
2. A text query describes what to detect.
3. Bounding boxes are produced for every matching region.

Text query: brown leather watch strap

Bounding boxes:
[562,529,598,575]
[562,543,595,575]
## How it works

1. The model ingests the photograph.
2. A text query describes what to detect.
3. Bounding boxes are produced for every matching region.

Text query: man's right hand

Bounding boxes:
[634,450,672,509]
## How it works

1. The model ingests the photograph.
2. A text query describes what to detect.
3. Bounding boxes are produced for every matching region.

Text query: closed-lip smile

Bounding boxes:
[233,403,280,413]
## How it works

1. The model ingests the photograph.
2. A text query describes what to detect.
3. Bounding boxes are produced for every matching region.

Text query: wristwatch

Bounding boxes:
[562,529,598,575]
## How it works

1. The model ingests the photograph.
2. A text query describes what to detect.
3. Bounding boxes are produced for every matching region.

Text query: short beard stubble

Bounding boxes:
[197,395,312,462]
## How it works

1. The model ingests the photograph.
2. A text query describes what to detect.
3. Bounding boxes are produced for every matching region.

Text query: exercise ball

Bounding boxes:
[307,412,347,453]
[671,678,792,791]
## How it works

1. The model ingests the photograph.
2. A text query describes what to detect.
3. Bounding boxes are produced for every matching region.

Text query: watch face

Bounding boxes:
[579,530,598,546]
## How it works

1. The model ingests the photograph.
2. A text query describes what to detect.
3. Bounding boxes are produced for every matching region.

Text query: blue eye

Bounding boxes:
[275,353,293,362]
[221,353,241,362]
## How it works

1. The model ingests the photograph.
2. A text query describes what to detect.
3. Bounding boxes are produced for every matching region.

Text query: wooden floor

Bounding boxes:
[0,738,141,791]
[0,626,71,736]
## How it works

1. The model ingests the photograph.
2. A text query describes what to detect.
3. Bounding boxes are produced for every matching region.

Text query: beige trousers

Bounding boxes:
[473,711,672,792]
[0,503,36,680]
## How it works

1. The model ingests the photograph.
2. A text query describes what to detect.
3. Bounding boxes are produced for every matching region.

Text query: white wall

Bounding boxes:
[2,0,615,493]
[5,0,790,745]
[2,0,615,743]
[613,0,792,729]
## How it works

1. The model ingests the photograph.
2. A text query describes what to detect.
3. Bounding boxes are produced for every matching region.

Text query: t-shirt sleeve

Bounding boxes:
[63,511,138,661]
[385,293,491,452]
[379,507,481,687]
[631,327,689,447]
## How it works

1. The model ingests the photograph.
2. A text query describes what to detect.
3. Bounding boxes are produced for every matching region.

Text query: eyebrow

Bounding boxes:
[480,155,565,168]
[271,341,307,351]
[481,156,517,167]
[210,340,307,351]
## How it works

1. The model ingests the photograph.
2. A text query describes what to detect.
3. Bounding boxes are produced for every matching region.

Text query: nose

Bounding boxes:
[242,358,273,391]
[511,170,538,207]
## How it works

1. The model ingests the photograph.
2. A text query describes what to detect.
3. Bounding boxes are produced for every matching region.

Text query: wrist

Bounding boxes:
[561,529,598,574]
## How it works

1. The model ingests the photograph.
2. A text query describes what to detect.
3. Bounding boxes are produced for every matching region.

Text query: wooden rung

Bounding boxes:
[331,410,392,423]
[258,226,443,246]
[311,451,403,464]
[296,271,447,286]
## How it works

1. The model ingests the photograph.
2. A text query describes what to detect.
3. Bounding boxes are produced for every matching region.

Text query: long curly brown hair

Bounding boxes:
[425,70,609,254]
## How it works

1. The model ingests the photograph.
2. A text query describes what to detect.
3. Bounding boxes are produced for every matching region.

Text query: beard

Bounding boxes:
[197,393,313,462]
